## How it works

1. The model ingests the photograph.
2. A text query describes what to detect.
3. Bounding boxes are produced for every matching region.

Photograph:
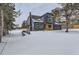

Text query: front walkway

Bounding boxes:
[1,29,79,55]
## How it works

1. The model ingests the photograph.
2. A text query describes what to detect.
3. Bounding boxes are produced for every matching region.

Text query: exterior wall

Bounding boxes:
[53,24,61,30]
[32,19,43,31]
[40,13,53,24]
[32,20,34,31]
[61,21,79,29]
[34,22,44,31]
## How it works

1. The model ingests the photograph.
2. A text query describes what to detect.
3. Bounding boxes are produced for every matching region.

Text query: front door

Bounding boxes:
[45,23,53,30]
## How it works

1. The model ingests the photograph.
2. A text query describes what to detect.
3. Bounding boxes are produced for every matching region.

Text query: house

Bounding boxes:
[61,15,79,29]
[71,19,79,29]
[26,12,62,31]
[71,16,79,28]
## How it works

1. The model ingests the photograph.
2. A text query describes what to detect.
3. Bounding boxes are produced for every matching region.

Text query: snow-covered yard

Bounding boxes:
[1,29,79,55]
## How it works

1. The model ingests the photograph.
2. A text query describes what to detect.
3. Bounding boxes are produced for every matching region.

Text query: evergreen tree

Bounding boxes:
[0,3,20,43]
[21,20,27,28]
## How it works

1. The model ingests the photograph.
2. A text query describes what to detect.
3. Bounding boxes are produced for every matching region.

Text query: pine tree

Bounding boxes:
[21,21,27,28]
[0,3,20,43]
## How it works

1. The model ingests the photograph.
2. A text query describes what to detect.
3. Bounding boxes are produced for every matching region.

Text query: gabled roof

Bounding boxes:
[31,15,41,19]
[26,13,53,24]
[26,15,42,25]
[40,13,53,18]
[26,15,41,22]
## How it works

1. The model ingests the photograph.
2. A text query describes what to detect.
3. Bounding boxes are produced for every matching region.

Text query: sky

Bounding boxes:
[15,3,61,26]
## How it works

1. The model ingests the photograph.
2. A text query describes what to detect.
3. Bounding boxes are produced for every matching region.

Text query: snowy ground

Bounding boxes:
[1,29,79,55]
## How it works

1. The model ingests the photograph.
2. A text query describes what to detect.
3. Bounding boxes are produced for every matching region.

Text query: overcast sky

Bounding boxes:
[15,3,61,26]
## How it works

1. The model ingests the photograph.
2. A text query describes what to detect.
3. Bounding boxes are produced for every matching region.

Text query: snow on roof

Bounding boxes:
[32,19,43,22]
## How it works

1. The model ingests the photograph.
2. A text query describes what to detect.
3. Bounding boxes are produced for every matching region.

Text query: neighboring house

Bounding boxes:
[72,16,79,28]
[71,19,79,28]
[61,15,79,29]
